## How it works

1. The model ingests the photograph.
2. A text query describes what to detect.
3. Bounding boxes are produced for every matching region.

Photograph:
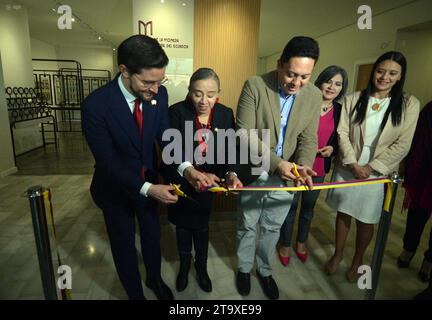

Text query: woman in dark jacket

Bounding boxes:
[277,65,348,266]
[397,101,432,283]
[163,68,242,293]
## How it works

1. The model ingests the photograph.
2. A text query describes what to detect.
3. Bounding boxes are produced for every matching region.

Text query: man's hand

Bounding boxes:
[276,160,298,180]
[147,184,178,204]
[184,166,212,192]
[276,161,317,189]
[294,164,317,189]
[225,173,243,189]
[318,145,334,158]
[351,163,372,179]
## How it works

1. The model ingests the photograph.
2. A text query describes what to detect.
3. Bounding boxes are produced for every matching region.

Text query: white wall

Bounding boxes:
[258,0,432,96]
[0,6,34,88]
[31,38,59,70]
[395,29,432,106]
[0,7,43,156]
[56,46,115,79]
[0,52,17,176]
[133,0,194,105]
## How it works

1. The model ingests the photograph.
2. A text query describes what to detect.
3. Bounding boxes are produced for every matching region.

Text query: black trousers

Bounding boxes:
[403,207,432,262]
[279,176,325,246]
[176,226,209,265]
[101,200,162,299]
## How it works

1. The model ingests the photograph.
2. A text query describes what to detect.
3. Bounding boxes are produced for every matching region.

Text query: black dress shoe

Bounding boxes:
[236,271,250,296]
[195,261,212,292]
[418,258,432,283]
[397,251,415,268]
[414,285,432,300]
[145,278,174,300]
[176,258,191,292]
[196,268,212,292]
[176,272,188,292]
[256,270,279,300]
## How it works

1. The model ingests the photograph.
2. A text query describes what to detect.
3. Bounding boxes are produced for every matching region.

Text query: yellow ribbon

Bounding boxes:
[207,178,394,213]
[173,177,395,214]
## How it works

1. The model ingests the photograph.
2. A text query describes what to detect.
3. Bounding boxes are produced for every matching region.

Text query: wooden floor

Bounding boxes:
[1,132,430,300]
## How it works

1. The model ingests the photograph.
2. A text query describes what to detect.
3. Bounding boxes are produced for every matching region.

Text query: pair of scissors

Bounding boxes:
[170,183,200,205]
[292,163,310,190]
[207,178,230,194]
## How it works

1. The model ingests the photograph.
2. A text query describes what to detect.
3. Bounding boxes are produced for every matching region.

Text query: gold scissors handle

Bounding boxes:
[292,162,301,178]
[170,183,200,204]
[292,163,311,190]
[170,183,186,197]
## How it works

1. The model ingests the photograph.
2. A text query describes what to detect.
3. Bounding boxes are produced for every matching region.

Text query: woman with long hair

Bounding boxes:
[325,51,420,282]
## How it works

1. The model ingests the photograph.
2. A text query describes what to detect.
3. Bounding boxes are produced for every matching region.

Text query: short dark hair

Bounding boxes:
[117,35,168,74]
[280,36,320,64]
[188,68,220,92]
[314,65,348,101]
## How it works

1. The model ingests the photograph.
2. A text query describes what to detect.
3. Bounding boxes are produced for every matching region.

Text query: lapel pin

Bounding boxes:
[151,99,157,106]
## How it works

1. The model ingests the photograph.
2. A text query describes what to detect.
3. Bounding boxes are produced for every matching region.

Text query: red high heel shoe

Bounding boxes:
[278,251,290,267]
[295,249,308,263]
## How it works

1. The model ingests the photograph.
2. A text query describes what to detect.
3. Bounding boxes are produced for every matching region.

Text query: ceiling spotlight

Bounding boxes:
[71,17,75,22]
[97,35,102,40]
[161,0,165,3]
[113,48,116,51]
[182,2,186,6]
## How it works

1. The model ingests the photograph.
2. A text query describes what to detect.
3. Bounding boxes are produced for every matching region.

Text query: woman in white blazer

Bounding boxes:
[325,51,420,282]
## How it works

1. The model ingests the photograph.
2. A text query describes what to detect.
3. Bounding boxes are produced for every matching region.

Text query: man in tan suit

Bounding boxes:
[235,36,322,299]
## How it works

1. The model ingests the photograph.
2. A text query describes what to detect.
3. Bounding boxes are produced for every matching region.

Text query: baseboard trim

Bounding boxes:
[0,166,18,177]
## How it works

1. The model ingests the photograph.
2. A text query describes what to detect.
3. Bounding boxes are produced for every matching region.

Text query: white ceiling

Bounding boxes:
[258,0,419,57]
[1,0,427,57]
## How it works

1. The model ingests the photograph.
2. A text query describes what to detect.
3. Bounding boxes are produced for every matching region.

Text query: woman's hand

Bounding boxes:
[351,163,372,179]
[202,172,221,188]
[318,145,334,158]
[184,167,212,191]
[225,172,243,189]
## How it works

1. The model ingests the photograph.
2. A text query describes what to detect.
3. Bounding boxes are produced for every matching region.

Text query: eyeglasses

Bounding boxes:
[133,74,168,89]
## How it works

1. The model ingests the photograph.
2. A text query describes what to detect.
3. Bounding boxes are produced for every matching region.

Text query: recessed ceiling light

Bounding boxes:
[97,36,102,40]
[161,0,165,3]
[71,17,75,22]
[182,3,186,6]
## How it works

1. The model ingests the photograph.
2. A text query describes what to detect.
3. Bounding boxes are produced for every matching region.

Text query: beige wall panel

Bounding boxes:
[194,0,260,114]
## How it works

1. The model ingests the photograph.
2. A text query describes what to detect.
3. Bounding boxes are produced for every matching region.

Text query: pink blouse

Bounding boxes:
[312,108,335,176]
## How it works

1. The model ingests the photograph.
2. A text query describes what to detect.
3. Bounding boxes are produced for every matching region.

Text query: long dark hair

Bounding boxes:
[314,65,348,101]
[353,51,407,129]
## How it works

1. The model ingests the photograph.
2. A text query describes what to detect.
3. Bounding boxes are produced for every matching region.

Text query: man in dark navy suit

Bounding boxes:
[81,35,210,300]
